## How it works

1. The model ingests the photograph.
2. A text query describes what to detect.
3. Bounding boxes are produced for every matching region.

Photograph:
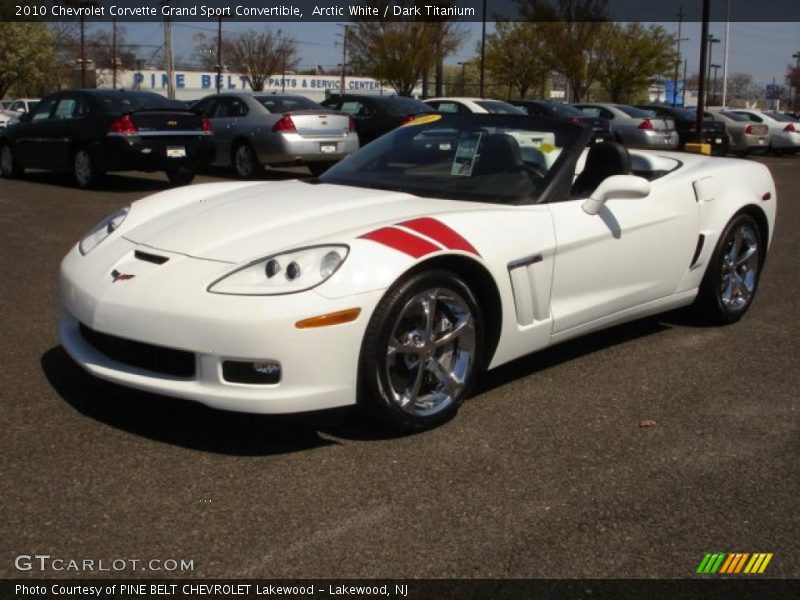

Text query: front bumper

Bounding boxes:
[58,242,383,414]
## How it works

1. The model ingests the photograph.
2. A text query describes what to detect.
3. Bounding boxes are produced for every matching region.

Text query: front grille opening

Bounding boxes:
[79,323,195,378]
[134,250,169,265]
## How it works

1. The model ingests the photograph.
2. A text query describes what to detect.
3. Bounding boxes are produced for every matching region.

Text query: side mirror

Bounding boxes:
[582,175,651,215]
[15,107,24,113]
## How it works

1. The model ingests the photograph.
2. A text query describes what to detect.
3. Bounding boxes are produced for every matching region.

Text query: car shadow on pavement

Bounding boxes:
[474,313,673,397]
[41,346,342,456]
[17,171,174,193]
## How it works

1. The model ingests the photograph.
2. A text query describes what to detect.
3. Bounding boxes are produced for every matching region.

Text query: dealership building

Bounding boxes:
[96,69,419,102]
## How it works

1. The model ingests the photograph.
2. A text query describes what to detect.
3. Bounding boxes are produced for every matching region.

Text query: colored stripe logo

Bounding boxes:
[696,552,773,574]
[359,217,480,258]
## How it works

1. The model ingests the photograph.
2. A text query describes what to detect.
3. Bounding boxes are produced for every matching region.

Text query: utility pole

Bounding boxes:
[161,0,175,100]
[338,25,348,96]
[696,0,710,141]
[672,6,685,107]
[458,62,468,95]
[710,64,721,105]
[112,17,118,89]
[479,0,487,98]
[705,34,720,105]
[682,59,688,107]
[721,0,731,107]
[793,52,800,112]
[216,15,223,94]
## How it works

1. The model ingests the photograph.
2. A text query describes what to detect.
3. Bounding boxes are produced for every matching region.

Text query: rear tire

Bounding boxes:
[695,213,764,325]
[73,148,103,188]
[358,270,484,433]
[166,167,196,186]
[232,142,259,179]
[0,144,23,178]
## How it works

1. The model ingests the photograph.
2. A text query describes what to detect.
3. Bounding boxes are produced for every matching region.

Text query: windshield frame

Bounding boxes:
[318,114,590,206]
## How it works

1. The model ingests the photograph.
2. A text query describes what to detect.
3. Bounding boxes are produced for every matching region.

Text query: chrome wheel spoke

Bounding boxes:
[384,286,476,417]
[735,245,757,267]
[434,314,473,348]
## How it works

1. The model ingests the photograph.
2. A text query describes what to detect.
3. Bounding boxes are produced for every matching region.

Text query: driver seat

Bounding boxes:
[572,142,631,198]
[473,134,523,176]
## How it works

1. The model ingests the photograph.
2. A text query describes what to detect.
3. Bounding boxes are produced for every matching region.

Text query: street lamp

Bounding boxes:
[215,15,225,94]
[705,35,720,104]
[458,61,468,95]
[61,0,100,88]
[710,64,721,105]
[793,51,800,112]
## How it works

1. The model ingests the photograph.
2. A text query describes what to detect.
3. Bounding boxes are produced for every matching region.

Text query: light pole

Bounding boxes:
[336,24,348,97]
[215,15,224,94]
[705,35,720,105]
[710,64,721,105]
[479,0,486,98]
[793,51,800,112]
[458,61,468,95]
[695,0,711,142]
[672,7,689,107]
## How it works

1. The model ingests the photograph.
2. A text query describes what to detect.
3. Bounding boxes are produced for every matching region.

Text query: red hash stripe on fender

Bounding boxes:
[398,217,480,256]
[360,227,440,258]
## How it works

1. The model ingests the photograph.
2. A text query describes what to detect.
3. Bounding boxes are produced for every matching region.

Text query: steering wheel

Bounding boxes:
[509,162,547,180]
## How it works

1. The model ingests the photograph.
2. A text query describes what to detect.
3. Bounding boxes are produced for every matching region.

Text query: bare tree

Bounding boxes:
[226,30,299,92]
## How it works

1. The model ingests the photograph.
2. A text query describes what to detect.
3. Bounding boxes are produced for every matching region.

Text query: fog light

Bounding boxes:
[222,360,281,384]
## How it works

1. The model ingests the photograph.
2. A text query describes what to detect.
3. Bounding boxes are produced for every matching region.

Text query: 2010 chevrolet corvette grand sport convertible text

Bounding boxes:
[58,115,777,432]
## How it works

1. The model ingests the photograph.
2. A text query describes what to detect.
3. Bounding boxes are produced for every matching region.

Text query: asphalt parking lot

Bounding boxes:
[1,157,798,580]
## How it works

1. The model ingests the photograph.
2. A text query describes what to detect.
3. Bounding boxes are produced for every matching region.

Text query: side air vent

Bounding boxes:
[134,250,169,265]
[690,234,705,269]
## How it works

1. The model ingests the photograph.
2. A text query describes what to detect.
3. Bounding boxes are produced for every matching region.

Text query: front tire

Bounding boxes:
[695,213,764,325]
[73,148,102,188]
[232,142,259,179]
[166,167,196,186]
[0,144,23,178]
[359,270,484,433]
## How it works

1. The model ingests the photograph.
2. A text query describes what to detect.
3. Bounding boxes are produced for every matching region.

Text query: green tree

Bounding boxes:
[484,22,551,99]
[0,22,56,97]
[348,1,462,96]
[517,0,610,102]
[596,23,676,103]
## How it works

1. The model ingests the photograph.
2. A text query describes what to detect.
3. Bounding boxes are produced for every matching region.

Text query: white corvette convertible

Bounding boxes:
[59,114,776,432]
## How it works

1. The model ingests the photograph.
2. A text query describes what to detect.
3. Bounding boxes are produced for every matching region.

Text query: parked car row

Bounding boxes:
[2,89,799,189]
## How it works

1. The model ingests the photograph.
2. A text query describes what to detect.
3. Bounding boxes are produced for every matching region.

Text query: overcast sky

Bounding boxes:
[115,20,799,88]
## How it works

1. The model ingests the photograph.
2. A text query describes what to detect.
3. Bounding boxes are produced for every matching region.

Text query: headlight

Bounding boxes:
[78,206,130,255]
[208,245,349,296]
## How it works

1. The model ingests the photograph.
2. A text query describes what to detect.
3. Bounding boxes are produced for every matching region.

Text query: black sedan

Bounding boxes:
[320,94,435,145]
[0,90,215,187]
[636,104,730,156]
[510,100,614,144]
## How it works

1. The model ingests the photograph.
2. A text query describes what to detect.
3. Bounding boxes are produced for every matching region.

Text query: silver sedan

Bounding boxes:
[193,93,359,177]
[573,102,679,150]
[705,108,769,156]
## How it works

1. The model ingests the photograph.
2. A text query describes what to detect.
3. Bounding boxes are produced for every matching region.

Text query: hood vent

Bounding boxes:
[134,250,169,265]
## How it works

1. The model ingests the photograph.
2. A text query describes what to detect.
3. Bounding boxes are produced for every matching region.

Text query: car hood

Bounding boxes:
[123,180,469,263]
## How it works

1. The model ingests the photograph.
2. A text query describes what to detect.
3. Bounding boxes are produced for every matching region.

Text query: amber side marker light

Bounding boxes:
[296,308,362,329]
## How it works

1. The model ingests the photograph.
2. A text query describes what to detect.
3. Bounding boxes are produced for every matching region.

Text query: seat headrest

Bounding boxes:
[473,133,522,176]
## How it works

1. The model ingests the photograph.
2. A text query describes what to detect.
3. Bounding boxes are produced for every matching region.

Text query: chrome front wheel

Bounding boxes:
[360,270,483,432]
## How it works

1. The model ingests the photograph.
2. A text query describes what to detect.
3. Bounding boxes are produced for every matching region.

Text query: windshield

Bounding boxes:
[95,92,186,114]
[765,111,796,122]
[547,102,586,117]
[319,115,584,204]
[616,105,652,118]
[475,100,526,115]
[255,95,321,112]
[719,110,748,122]
[378,96,436,115]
